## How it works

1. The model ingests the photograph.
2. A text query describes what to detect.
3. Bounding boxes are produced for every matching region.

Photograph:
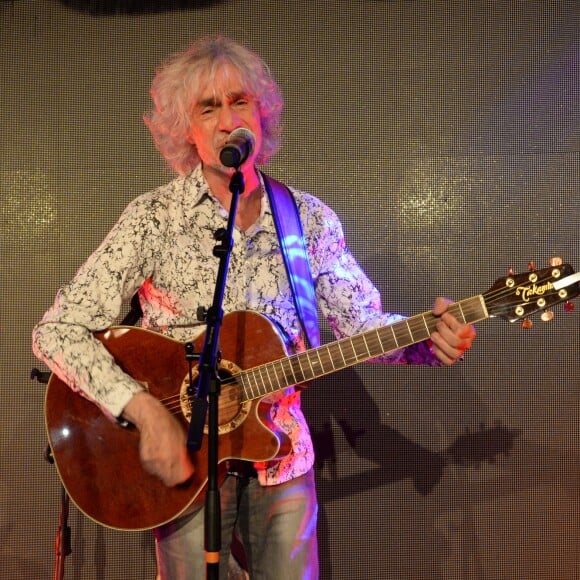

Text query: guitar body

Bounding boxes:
[45,311,292,531]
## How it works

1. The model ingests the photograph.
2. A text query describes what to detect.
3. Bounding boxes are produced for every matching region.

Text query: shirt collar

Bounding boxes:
[183,164,213,207]
[183,164,276,234]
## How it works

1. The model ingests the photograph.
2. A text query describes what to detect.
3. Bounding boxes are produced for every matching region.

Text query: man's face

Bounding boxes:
[188,64,262,173]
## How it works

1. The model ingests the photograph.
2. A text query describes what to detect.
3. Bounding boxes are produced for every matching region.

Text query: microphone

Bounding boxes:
[219,128,256,168]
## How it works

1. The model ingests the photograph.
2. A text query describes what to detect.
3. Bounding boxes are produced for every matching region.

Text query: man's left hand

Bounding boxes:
[429,297,477,366]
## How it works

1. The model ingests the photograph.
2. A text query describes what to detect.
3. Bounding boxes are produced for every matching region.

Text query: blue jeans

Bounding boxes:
[154,469,319,579]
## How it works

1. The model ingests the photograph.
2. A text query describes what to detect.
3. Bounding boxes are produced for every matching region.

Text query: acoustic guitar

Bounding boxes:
[45,262,579,530]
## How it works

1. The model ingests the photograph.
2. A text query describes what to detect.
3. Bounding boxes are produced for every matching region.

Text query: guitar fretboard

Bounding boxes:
[237,295,488,401]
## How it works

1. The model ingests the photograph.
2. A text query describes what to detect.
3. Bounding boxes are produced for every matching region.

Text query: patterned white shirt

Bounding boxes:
[33,165,440,486]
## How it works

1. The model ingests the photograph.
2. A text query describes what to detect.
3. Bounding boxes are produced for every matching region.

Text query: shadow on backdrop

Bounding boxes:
[302,367,518,578]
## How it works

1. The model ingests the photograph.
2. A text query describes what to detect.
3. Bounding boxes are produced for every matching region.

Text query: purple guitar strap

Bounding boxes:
[261,172,321,349]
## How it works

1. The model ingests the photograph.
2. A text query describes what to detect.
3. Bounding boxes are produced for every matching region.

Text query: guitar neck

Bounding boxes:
[238,295,488,401]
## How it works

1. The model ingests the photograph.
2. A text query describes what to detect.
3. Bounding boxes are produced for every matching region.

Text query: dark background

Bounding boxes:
[1,1,578,578]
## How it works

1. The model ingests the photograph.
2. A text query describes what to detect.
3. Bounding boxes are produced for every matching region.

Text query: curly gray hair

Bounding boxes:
[144,36,284,175]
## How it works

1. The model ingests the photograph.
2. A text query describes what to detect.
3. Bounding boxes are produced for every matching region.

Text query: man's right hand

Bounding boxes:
[122,391,195,487]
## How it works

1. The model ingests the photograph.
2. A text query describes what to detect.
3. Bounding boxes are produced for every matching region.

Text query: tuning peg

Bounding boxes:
[540,310,554,322]
[521,318,533,330]
[564,301,575,313]
[548,257,563,267]
[528,261,536,271]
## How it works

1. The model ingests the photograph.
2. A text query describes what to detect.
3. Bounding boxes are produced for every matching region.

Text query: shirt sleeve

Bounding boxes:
[302,196,442,367]
[32,194,164,417]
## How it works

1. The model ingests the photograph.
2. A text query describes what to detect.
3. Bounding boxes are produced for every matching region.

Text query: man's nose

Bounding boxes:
[217,104,241,132]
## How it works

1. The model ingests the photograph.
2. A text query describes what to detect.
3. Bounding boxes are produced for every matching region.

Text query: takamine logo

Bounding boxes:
[516,281,554,302]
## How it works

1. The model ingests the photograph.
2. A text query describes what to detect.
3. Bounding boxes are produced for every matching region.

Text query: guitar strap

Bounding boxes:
[261,172,321,349]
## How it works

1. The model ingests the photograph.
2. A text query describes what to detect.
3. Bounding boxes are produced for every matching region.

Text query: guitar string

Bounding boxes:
[153,276,561,416]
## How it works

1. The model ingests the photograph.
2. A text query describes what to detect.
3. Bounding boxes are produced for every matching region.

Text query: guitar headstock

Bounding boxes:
[483,260,579,323]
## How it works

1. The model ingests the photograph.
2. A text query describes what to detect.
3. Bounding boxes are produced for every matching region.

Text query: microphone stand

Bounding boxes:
[186,168,245,580]
[29,370,71,580]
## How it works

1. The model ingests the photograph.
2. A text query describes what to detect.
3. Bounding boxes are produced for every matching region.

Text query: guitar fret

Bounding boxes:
[377,326,397,353]
[327,344,340,368]
[392,320,412,347]
[265,362,279,391]
[407,315,430,343]
[344,341,353,365]
[280,359,290,385]
[375,328,386,353]
[256,366,268,396]
[246,370,258,399]
[376,331,386,352]
[352,339,363,360]
[422,314,430,335]
[282,357,298,385]
[303,353,315,380]
[359,334,370,358]
[347,337,359,361]
[266,362,280,391]
[360,333,371,358]
[238,373,249,400]
[425,313,438,334]
[336,340,349,365]
[290,355,304,384]
[263,365,273,393]
[256,369,265,395]
[405,319,413,342]
[273,362,283,389]
[318,344,336,372]
[260,365,270,391]
[251,367,260,396]
[390,325,399,348]
[324,346,336,370]
[368,329,384,358]
[455,301,467,323]
[254,370,262,396]
[318,353,326,374]
[272,360,285,389]
[295,354,308,381]
[310,349,324,376]
[241,371,249,398]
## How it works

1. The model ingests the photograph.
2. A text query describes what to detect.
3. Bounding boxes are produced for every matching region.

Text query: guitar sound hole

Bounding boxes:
[179,360,251,435]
